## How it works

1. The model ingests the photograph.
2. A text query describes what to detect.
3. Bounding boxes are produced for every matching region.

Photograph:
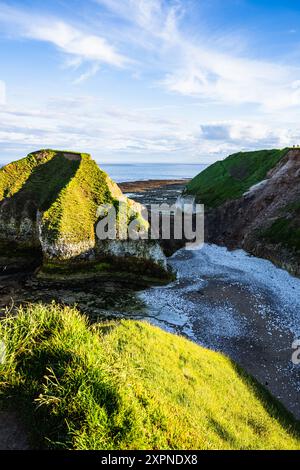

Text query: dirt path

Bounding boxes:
[0,410,30,450]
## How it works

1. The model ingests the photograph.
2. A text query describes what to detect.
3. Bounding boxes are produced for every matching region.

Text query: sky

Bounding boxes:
[1,0,300,164]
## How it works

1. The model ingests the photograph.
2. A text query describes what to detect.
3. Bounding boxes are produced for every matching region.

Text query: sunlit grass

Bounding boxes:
[185,148,288,207]
[0,303,299,450]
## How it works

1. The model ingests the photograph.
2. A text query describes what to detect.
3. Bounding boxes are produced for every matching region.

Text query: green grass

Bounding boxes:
[261,217,300,253]
[0,149,115,246]
[186,148,288,207]
[41,153,114,245]
[0,150,56,200]
[259,199,300,253]
[0,149,145,249]
[0,303,299,450]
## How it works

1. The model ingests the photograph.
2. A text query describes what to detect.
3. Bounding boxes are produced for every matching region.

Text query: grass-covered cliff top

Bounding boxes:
[40,151,115,245]
[0,150,84,201]
[0,303,299,450]
[186,148,289,208]
[0,149,116,245]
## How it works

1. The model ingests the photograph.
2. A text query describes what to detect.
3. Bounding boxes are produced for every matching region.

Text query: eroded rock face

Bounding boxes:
[204,149,300,275]
[0,149,167,278]
[96,240,167,269]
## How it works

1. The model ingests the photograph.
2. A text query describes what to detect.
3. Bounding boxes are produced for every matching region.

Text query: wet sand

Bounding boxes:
[119,179,189,193]
[119,179,188,208]
[0,411,30,450]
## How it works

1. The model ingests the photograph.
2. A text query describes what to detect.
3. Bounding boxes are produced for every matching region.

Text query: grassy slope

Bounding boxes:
[41,154,114,244]
[0,149,82,220]
[0,303,299,450]
[0,150,55,200]
[186,149,288,208]
[0,150,115,245]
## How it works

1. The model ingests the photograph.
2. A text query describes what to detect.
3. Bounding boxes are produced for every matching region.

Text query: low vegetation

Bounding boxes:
[41,152,115,245]
[0,148,168,281]
[185,148,288,207]
[261,214,300,253]
[38,255,175,286]
[0,149,117,245]
[0,303,299,450]
[0,150,55,200]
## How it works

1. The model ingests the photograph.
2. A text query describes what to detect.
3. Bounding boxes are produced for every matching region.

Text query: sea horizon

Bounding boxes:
[101,162,207,183]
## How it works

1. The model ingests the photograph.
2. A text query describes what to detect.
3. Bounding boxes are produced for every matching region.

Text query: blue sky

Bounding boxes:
[1,0,300,164]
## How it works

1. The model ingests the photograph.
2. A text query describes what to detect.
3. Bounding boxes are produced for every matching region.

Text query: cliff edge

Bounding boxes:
[185,148,300,276]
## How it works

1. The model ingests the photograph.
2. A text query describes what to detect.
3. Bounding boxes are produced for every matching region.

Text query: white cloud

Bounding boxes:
[29,21,127,67]
[162,45,300,111]
[96,0,171,32]
[0,81,5,105]
[0,3,128,75]
[95,0,179,51]
[0,96,298,164]
[199,120,298,150]
[0,1,299,163]
[0,98,198,162]
[98,0,300,111]
[153,12,300,111]
[2,1,298,110]
[73,63,101,84]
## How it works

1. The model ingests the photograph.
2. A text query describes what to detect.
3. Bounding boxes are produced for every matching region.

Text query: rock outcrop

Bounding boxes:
[0,149,168,281]
[184,148,300,276]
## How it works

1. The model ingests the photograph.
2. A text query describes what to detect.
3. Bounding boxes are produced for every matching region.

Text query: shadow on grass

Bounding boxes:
[1,344,120,449]
[1,152,81,218]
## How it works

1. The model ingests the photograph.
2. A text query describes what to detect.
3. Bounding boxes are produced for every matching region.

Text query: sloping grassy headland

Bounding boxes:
[0,303,299,450]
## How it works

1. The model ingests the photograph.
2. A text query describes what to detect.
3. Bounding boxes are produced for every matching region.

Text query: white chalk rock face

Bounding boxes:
[96,239,167,269]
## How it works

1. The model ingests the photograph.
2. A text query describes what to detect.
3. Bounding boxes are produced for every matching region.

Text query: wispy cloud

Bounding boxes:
[161,42,300,111]
[29,21,127,67]
[95,0,175,33]
[0,97,197,162]
[0,3,129,77]
[0,96,298,164]
[73,63,101,84]
[1,0,299,110]
[97,0,300,111]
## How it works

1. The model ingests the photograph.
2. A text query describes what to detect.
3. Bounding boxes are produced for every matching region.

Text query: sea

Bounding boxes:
[100,163,207,183]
